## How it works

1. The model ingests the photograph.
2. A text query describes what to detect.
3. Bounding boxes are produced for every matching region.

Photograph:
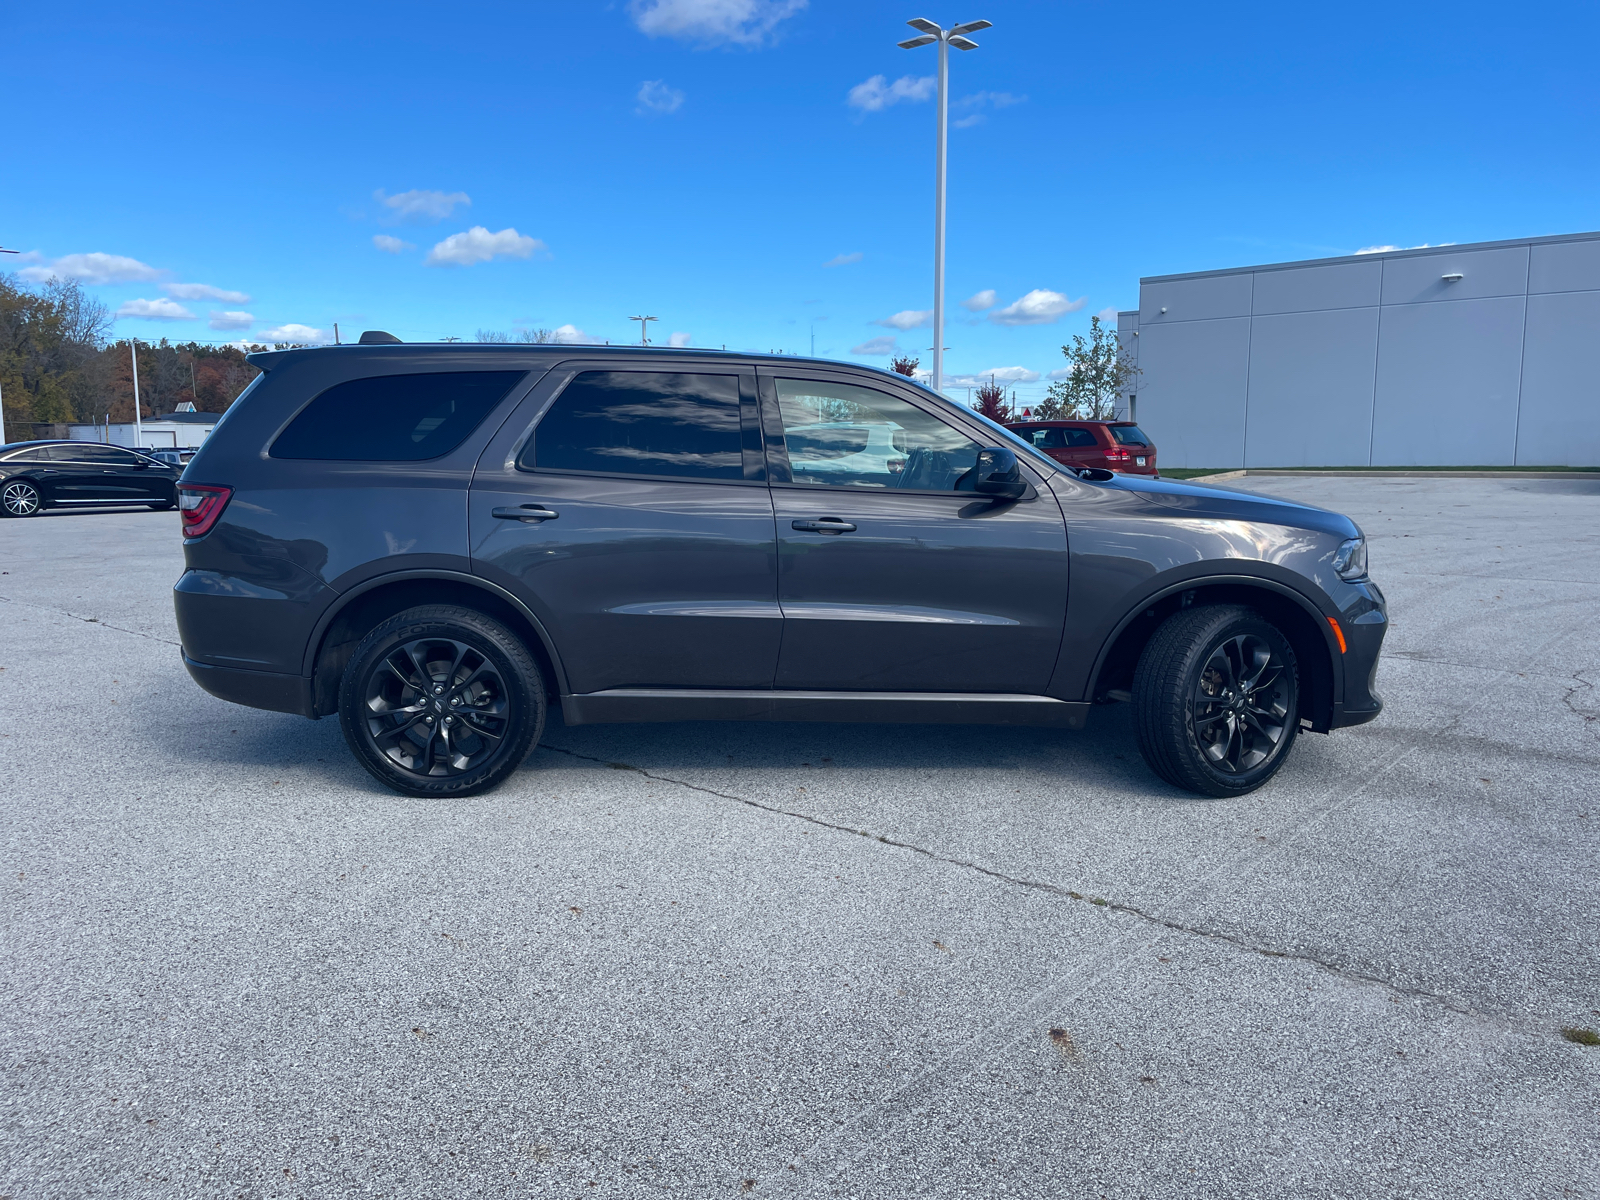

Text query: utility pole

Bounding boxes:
[130,339,144,448]
[0,377,7,446]
[628,315,658,346]
[334,322,341,345]
[898,17,991,395]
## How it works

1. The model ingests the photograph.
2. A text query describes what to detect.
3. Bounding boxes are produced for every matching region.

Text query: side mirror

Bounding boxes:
[972,446,1027,499]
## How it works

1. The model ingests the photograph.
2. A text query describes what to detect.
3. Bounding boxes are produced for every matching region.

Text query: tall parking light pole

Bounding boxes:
[628,315,658,346]
[129,338,144,448]
[899,17,990,395]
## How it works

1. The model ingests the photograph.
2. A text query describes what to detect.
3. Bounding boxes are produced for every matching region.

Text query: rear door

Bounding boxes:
[469,361,780,694]
[761,369,1069,694]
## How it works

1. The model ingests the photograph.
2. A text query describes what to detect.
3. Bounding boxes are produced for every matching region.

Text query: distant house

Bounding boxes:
[68,404,224,450]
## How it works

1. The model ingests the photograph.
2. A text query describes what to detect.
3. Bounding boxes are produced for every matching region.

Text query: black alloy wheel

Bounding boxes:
[339,604,545,797]
[1133,605,1301,797]
[2,480,42,518]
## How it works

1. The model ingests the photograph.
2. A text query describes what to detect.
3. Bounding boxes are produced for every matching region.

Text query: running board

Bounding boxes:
[561,689,1090,729]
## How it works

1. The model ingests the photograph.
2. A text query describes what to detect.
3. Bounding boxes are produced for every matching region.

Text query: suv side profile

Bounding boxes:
[174,344,1384,799]
[1006,420,1158,476]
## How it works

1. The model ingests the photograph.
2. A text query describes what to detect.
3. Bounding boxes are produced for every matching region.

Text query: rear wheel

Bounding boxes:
[1133,605,1300,797]
[339,604,546,797]
[3,480,43,517]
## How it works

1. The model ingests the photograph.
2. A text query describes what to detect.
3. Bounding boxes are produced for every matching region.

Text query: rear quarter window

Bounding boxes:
[270,370,525,461]
[1110,425,1152,446]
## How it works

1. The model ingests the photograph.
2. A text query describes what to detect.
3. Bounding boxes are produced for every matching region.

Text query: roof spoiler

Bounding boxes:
[358,330,402,344]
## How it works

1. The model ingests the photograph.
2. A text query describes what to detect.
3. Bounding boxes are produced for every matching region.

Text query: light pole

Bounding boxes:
[628,315,658,346]
[898,16,990,395]
[129,338,144,448]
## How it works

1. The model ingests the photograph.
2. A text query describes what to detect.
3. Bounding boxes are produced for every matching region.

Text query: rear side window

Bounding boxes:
[1110,425,1152,446]
[523,371,744,480]
[1065,428,1099,448]
[270,371,525,461]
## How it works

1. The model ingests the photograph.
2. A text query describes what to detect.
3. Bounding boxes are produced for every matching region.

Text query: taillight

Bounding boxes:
[179,484,232,539]
[1105,449,1132,461]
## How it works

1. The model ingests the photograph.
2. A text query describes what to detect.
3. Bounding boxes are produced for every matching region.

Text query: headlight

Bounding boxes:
[1332,536,1367,580]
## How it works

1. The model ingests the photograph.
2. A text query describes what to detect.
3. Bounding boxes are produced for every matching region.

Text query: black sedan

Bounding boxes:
[0,440,181,517]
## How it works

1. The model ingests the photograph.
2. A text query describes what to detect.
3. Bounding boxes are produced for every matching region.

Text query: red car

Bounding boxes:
[1005,420,1158,476]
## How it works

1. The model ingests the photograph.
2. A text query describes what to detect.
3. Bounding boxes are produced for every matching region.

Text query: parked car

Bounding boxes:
[173,342,1385,799]
[1006,419,1158,476]
[147,448,197,468]
[0,441,181,517]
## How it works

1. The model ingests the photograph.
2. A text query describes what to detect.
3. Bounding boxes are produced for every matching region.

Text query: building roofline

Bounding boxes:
[1139,229,1600,285]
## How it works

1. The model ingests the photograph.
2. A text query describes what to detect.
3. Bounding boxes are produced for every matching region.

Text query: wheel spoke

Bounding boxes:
[361,633,515,780]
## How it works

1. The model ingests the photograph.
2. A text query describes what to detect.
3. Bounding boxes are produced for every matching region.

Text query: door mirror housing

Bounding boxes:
[971,447,1028,499]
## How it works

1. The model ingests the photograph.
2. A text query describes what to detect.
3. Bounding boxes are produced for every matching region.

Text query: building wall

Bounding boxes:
[1124,232,1600,467]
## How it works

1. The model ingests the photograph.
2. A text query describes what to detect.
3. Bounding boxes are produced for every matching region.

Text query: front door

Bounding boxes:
[470,363,780,694]
[761,372,1070,694]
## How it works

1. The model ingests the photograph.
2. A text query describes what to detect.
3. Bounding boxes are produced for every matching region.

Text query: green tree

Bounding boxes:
[890,353,920,377]
[1044,315,1140,420]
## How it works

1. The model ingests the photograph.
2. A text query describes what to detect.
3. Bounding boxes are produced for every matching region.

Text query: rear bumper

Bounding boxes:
[182,653,314,718]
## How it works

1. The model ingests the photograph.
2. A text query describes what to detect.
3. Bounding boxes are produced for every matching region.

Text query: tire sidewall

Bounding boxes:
[1178,611,1299,793]
[339,608,545,797]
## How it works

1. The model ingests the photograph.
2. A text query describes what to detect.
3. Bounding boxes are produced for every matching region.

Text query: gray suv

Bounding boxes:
[173,341,1385,798]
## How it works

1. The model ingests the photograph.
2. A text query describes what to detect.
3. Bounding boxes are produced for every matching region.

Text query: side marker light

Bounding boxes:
[1327,616,1347,654]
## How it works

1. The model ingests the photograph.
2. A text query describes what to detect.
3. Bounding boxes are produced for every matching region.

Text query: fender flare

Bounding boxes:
[299,568,571,696]
[1083,569,1345,706]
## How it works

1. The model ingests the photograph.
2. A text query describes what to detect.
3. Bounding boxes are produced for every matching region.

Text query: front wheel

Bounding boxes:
[3,480,43,517]
[1133,605,1300,797]
[339,604,546,797]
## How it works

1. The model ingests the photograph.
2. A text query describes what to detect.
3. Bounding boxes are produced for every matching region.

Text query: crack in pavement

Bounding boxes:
[537,742,1484,1020]
[1562,671,1598,734]
[0,594,181,648]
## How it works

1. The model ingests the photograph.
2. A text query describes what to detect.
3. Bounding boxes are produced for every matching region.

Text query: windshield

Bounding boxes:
[1110,424,1152,446]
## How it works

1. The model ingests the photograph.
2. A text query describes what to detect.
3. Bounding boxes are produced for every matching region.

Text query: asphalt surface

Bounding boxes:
[1,475,1596,1199]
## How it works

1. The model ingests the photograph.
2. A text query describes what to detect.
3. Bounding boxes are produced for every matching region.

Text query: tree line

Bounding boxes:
[1,273,264,435]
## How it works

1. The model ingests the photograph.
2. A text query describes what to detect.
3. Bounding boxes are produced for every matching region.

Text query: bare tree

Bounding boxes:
[475,329,511,343]
[516,328,556,344]
[890,353,920,377]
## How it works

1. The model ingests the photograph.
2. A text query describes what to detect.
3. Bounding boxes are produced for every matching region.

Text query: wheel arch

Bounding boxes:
[303,570,568,718]
[1087,573,1342,734]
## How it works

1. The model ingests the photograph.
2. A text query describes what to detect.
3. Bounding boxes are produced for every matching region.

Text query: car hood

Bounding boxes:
[1104,472,1361,540]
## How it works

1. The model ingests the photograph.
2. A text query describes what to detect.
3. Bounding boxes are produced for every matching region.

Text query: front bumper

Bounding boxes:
[1328,579,1386,729]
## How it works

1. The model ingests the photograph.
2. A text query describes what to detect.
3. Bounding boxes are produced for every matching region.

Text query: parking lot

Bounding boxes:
[1,474,1596,1199]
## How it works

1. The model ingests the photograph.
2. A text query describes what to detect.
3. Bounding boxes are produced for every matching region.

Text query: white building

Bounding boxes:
[69,406,222,451]
[1118,230,1600,468]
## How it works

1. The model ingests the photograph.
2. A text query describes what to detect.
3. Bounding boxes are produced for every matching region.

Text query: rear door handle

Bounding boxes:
[791,518,856,534]
[492,504,560,522]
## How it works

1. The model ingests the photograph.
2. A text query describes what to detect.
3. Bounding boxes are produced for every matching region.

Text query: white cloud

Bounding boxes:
[426,226,544,267]
[115,297,195,321]
[847,74,935,113]
[989,289,1085,326]
[208,311,255,331]
[637,80,685,114]
[552,324,604,345]
[164,282,251,303]
[953,114,985,129]
[946,366,1040,387]
[823,251,863,268]
[374,188,471,224]
[373,234,414,253]
[874,309,933,331]
[1046,367,1074,381]
[668,331,692,347]
[630,0,807,46]
[1096,305,1119,323]
[957,90,1024,110]
[852,336,898,356]
[1355,241,1455,254]
[961,289,996,312]
[256,323,333,345]
[20,252,163,286]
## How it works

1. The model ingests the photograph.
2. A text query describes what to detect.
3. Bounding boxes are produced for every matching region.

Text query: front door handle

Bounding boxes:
[492,504,560,522]
[792,518,856,535]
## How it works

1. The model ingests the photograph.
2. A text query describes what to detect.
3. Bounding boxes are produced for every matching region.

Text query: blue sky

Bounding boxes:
[4,0,1597,407]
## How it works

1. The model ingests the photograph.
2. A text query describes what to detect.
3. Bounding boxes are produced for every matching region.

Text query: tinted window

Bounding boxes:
[61,444,141,464]
[775,379,982,491]
[1065,428,1099,448]
[1110,425,1151,446]
[271,371,524,461]
[525,371,744,481]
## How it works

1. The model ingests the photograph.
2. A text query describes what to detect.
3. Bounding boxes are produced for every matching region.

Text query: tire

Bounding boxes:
[2,479,43,518]
[1133,604,1300,797]
[338,604,546,798]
